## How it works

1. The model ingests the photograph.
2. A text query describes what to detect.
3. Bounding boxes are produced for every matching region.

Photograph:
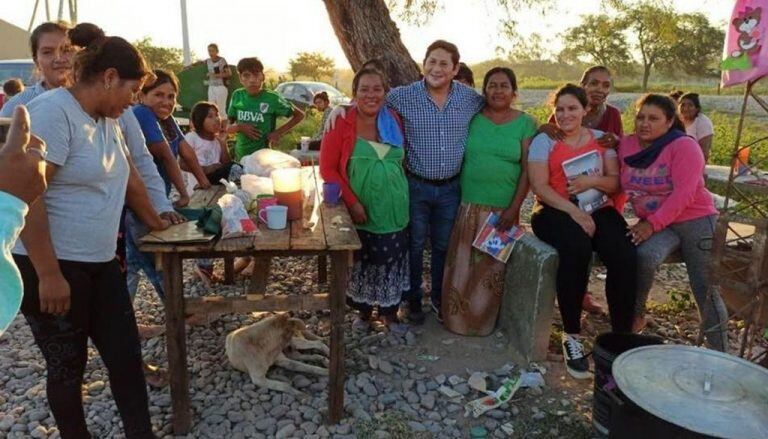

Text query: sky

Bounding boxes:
[2,0,735,72]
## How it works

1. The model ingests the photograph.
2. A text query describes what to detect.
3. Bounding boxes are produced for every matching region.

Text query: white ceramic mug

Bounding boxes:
[260,205,288,230]
[300,136,310,152]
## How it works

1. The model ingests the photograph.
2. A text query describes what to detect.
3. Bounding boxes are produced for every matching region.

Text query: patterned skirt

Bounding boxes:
[347,229,410,316]
[442,203,507,336]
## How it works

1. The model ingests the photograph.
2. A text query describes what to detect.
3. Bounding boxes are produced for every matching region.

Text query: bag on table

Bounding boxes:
[217,194,258,239]
[240,149,300,177]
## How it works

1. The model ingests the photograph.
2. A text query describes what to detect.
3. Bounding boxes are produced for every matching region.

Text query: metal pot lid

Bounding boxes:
[612,345,768,439]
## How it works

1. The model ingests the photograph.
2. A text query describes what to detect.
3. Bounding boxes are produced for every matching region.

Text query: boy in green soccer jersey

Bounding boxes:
[227,57,304,161]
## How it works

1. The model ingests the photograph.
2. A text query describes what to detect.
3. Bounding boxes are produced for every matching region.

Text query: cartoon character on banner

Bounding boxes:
[721,1,768,86]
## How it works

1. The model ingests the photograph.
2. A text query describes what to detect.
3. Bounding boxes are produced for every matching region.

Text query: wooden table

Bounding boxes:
[139,166,360,434]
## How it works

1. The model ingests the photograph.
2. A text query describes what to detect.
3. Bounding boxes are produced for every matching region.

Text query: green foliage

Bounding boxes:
[559,14,633,74]
[657,13,725,78]
[134,37,185,73]
[618,2,678,89]
[273,108,322,152]
[288,52,335,81]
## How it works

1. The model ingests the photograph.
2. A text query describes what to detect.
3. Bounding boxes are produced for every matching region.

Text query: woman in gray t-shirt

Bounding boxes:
[13,36,166,439]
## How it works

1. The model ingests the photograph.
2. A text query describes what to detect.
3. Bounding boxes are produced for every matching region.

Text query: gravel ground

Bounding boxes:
[0,198,763,438]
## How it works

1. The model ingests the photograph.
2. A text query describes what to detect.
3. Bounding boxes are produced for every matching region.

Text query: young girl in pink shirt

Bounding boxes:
[620,94,727,351]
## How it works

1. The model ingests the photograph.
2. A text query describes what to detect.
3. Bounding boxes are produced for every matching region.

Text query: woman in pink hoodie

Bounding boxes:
[620,94,728,351]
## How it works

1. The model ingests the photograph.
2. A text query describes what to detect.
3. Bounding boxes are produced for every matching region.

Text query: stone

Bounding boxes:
[420,394,435,410]
[454,383,471,395]
[293,375,312,389]
[29,425,47,439]
[405,391,420,404]
[254,418,272,431]
[270,405,289,418]
[87,380,106,393]
[275,424,296,438]
[368,355,379,370]
[498,235,558,362]
[301,421,318,434]
[407,421,426,432]
[435,374,446,385]
[336,423,351,435]
[363,383,378,397]
[488,410,506,420]
[227,411,245,423]
[378,360,393,375]
[27,410,48,423]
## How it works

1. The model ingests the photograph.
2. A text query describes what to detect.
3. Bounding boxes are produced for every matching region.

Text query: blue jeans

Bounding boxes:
[124,210,165,301]
[404,177,461,306]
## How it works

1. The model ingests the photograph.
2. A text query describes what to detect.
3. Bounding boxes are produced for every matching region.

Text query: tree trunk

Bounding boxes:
[322,0,421,87]
[642,63,651,92]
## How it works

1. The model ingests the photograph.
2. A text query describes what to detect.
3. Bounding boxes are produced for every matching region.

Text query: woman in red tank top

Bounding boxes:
[527,84,637,380]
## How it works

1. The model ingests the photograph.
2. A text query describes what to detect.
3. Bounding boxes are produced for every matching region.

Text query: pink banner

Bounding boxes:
[721,1,768,87]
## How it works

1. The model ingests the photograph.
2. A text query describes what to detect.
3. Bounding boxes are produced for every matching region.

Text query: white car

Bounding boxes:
[274,81,350,109]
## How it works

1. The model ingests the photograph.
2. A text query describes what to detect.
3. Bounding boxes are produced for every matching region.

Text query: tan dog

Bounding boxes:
[225,313,329,395]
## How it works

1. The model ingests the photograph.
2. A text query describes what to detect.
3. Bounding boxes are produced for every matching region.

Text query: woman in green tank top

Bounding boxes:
[443,67,537,336]
[319,68,409,333]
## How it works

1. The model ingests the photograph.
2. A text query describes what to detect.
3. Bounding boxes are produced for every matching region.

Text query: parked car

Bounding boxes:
[274,81,350,109]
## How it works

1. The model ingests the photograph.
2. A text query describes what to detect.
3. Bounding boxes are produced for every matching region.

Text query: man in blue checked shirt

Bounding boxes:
[387,40,484,324]
[325,40,484,325]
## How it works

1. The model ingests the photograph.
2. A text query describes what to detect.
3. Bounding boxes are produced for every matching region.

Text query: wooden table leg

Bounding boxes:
[162,253,191,434]
[317,253,328,285]
[248,256,271,295]
[328,251,349,423]
[224,256,235,285]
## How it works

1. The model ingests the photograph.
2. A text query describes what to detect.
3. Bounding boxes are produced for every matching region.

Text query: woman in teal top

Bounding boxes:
[320,67,409,332]
[443,67,537,336]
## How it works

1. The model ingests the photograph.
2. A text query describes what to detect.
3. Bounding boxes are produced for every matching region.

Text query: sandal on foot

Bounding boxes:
[143,362,168,388]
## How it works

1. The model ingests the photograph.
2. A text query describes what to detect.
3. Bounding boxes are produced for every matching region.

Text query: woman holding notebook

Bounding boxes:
[442,67,537,337]
[527,84,636,380]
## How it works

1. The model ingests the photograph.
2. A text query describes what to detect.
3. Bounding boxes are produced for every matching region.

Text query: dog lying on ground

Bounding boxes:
[225,313,329,395]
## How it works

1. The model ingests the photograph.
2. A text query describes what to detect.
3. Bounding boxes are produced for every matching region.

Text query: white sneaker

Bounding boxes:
[561,333,590,379]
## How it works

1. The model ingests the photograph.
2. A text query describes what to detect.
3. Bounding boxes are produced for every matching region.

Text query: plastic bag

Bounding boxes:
[217,194,257,239]
[240,149,300,177]
[220,179,251,208]
[241,174,274,197]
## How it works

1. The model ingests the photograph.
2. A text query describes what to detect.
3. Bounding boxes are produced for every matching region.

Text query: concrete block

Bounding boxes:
[499,233,558,362]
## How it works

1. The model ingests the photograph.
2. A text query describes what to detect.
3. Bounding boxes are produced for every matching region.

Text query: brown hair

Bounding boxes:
[141,69,179,93]
[2,78,24,97]
[352,67,389,97]
[237,57,264,74]
[68,22,105,48]
[74,36,151,84]
[635,93,686,132]
[549,83,588,108]
[190,101,219,134]
[456,62,475,87]
[208,43,219,51]
[482,67,517,95]
[30,21,69,60]
[313,91,329,103]
[423,40,460,66]
[579,65,612,86]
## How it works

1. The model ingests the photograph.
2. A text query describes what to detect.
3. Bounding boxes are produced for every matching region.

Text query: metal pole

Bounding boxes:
[28,0,40,31]
[57,0,64,21]
[68,0,77,23]
[180,0,192,67]
[44,0,50,21]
